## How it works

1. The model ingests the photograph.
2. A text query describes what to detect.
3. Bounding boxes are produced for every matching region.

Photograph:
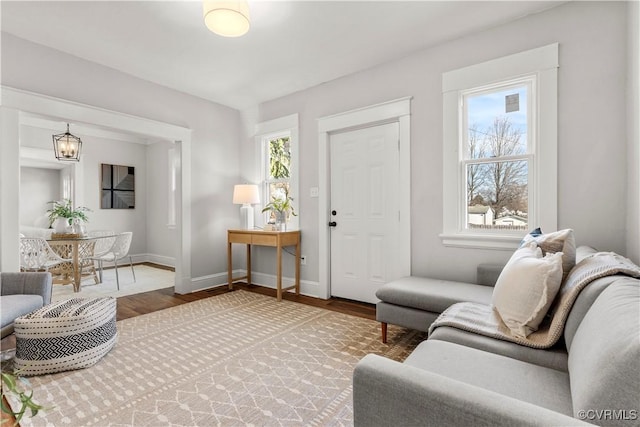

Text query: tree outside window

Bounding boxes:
[463,83,531,231]
[264,135,292,223]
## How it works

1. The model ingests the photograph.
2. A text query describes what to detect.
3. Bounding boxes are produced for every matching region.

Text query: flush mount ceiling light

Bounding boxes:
[203,0,250,37]
[52,123,82,162]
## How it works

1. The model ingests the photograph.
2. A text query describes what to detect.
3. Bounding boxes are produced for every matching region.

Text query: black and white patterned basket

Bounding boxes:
[14,297,118,376]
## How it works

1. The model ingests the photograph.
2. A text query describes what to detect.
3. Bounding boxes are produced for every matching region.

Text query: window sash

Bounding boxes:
[461,77,535,161]
[460,155,533,234]
[262,132,292,223]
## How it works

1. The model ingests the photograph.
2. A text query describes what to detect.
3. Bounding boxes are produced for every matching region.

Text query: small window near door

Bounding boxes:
[255,113,299,229]
[263,133,292,223]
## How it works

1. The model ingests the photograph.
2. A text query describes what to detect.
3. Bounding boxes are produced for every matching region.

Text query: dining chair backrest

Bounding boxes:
[88,230,116,257]
[111,232,133,259]
[19,237,68,270]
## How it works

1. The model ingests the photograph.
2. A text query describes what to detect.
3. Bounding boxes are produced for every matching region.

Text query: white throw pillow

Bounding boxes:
[522,228,576,281]
[492,241,564,338]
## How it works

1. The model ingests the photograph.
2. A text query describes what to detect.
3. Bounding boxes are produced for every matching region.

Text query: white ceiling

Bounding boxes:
[1,1,564,111]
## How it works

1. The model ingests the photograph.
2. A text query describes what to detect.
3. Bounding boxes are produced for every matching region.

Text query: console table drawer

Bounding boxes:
[252,234,277,246]
[228,233,252,244]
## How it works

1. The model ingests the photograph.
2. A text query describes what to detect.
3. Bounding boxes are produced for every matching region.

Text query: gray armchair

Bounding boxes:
[1,272,52,338]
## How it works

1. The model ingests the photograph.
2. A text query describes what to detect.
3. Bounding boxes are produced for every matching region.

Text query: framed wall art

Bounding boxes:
[101,163,135,209]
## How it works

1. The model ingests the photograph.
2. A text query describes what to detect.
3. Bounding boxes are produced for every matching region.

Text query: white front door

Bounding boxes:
[329,122,400,303]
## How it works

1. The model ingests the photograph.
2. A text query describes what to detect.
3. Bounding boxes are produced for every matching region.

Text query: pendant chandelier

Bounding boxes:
[203,0,250,37]
[52,123,82,162]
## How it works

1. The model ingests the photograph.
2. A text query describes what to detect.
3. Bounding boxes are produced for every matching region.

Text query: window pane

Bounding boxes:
[268,137,291,180]
[466,160,528,231]
[265,182,290,223]
[466,86,528,159]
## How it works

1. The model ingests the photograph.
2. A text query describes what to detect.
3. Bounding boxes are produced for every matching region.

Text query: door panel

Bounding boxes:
[329,122,400,303]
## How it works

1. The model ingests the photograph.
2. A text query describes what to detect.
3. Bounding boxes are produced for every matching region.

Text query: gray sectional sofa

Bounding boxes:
[354,247,640,426]
[1,272,52,338]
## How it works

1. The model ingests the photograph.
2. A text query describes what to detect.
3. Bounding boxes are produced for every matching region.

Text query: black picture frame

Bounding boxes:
[101,163,135,209]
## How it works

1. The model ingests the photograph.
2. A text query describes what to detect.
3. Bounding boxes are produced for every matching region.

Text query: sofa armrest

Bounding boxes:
[353,354,588,427]
[0,272,52,304]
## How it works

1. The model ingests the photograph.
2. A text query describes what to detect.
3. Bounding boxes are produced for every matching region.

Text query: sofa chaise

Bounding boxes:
[354,246,640,426]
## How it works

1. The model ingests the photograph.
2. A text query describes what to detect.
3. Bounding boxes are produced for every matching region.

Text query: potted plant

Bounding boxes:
[1,362,46,425]
[261,189,297,231]
[46,199,91,234]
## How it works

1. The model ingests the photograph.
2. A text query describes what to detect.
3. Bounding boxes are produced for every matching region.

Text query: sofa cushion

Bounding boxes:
[428,325,568,372]
[492,242,564,338]
[563,275,613,351]
[0,294,43,330]
[376,276,493,313]
[404,339,573,416]
[522,228,576,281]
[568,280,640,426]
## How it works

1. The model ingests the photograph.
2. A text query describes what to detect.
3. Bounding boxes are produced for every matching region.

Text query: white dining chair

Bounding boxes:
[90,232,136,289]
[19,237,70,272]
[87,230,116,258]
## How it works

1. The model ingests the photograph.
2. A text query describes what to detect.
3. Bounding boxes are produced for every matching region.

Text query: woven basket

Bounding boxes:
[51,233,82,239]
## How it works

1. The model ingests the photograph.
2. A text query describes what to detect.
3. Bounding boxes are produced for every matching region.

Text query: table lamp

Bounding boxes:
[233,184,260,230]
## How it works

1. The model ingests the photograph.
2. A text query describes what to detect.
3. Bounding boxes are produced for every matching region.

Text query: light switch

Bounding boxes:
[310,187,319,198]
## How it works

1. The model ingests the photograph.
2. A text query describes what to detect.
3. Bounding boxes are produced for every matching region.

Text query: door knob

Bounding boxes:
[328,221,337,227]
[331,210,337,216]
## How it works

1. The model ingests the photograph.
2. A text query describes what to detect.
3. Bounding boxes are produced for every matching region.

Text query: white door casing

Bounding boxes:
[318,97,412,301]
[329,123,400,303]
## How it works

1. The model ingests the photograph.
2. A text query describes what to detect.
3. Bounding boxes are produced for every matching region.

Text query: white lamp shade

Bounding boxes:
[203,0,250,37]
[233,184,260,205]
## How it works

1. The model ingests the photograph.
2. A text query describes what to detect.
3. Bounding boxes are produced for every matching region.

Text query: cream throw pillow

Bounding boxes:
[522,228,576,281]
[492,241,564,338]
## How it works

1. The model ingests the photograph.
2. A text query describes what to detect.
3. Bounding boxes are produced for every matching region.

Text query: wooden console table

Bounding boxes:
[227,229,301,301]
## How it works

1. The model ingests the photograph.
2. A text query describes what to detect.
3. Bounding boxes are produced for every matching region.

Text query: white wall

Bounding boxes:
[82,135,148,255]
[146,140,176,266]
[19,166,60,226]
[628,0,640,265]
[2,33,242,281]
[245,1,633,285]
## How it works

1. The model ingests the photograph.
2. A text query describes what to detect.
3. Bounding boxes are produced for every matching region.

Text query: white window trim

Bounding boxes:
[441,43,558,250]
[254,114,299,230]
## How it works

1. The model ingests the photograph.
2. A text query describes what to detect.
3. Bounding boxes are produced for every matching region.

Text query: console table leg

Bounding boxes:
[227,241,233,290]
[276,245,283,301]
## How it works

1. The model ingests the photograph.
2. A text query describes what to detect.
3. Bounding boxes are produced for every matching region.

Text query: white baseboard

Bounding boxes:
[242,271,322,299]
[129,253,175,268]
[187,269,322,299]
[130,261,323,299]
[190,270,239,292]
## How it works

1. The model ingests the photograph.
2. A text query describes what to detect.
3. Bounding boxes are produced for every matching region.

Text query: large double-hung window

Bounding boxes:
[441,44,558,249]
[463,79,533,231]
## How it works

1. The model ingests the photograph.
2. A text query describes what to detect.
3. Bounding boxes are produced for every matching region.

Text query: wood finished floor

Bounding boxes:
[116,282,377,322]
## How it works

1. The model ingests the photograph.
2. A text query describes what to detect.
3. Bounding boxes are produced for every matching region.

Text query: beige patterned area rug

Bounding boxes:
[9,290,426,426]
